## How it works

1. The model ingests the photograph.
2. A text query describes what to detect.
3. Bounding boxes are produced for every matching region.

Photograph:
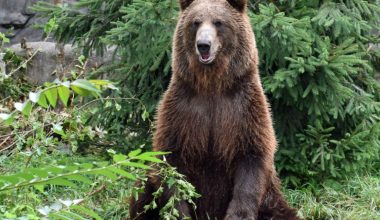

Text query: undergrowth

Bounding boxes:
[1,152,379,219]
[287,175,380,219]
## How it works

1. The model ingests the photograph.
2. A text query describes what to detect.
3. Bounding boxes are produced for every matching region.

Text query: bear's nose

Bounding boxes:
[197,41,211,54]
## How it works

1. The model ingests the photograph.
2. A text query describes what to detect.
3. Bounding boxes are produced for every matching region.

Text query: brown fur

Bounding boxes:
[129,0,300,219]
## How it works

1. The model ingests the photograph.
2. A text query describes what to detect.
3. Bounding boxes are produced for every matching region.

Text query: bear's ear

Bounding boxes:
[179,0,194,10]
[227,0,247,12]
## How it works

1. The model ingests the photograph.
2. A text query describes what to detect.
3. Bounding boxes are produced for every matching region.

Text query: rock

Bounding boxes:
[0,0,30,26]
[0,0,64,44]
[24,0,40,15]
[0,27,9,36]
[7,42,115,85]
[10,16,50,43]
[0,0,112,86]
[7,42,75,84]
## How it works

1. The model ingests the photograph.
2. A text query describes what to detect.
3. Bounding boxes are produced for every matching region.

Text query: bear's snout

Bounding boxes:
[197,41,211,60]
[197,41,211,55]
[195,22,220,65]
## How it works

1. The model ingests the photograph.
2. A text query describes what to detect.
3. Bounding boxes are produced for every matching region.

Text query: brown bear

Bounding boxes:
[129,0,300,219]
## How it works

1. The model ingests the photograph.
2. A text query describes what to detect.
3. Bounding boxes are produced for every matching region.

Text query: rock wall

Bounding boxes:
[7,42,114,85]
[1,0,50,44]
[0,0,77,44]
[0,0,114,85]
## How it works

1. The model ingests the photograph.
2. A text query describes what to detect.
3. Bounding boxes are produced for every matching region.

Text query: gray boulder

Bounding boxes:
[7,42,115,85]
[8,42,75,84]
[0,0,30,26]
[0,0,76,44]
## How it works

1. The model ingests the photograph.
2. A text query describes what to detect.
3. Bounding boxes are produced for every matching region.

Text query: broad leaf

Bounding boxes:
[66,175,92,184]
[141,110,149,121]
[44,87,58,108]
[113,154,127,162]
[15,101,32,116]
[108,167,136,180]
[71,79,101,97]
[128,149,142,157]
[135,156,162,163]
[58,85,70,107]
[87,169,118,181]
[27,168,49,178]
[38,93,49,108]
[119,161,150,169]
[0,113,15,125]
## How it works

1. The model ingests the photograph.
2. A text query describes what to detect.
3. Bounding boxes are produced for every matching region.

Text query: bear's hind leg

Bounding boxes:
[258,177,300,220]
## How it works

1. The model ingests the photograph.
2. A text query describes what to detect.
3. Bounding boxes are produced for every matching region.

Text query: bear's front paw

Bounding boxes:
[224,213,256,220]
[225,200,257,220]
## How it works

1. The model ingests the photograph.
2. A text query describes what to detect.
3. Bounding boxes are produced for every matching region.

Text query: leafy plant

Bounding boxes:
[137,163,200,220]
[0,150,164,219]
[0,150,202,220]
[0,78,115,125]
[38,198,103,220]
[0,150,162,192]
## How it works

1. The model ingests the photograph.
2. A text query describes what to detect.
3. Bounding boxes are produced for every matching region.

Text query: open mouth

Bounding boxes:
[199,53,214,64]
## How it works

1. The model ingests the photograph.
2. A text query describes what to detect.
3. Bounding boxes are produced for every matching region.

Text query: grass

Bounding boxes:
[0,152,379,219]
[287,176,380,220]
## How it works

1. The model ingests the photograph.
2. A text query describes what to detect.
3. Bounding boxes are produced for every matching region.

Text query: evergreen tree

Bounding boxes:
[250,0,380,185]
[33,0,380,185]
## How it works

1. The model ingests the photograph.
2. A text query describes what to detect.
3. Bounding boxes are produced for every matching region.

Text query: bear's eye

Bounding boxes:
[213,20,222,28]
[193,21,201,28]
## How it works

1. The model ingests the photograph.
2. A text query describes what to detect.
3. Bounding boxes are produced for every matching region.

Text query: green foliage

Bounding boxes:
[32,0,380,185]
[138,164,200,220]
[0,32,10,46]
[0,78,114,124]
[0,150,200,219]
[286,175,380,219]
[33,0,178,148]
[251,1,380,185]
[1,45,32,102]
[0,151,165,220]
[0,150,162,192]
[1,25,200,219]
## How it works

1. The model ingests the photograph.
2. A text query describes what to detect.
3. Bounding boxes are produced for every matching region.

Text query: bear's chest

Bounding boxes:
[172,92,248,161]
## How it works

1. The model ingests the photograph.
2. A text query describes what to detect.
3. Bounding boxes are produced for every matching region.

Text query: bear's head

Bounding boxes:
[172,0,258,91]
